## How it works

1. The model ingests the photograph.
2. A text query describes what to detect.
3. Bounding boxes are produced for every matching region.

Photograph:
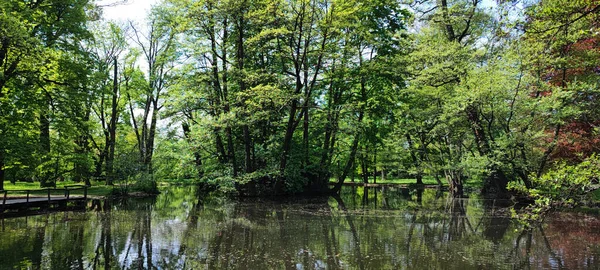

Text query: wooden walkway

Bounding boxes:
[1,185,88,212]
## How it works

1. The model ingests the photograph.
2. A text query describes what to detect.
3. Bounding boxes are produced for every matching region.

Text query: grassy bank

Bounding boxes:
[332,176,439,185]
[330,176,482,187]
[2,181,116,198]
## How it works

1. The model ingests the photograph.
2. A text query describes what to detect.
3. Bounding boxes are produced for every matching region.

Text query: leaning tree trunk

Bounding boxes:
[332,65,367,193]
[332,110,364,193]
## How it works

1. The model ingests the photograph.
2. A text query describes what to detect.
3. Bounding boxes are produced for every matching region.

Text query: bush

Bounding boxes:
[132,172,159,194]
[509,155,600,223]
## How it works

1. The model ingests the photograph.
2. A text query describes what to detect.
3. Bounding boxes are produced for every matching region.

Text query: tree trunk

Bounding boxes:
[0,148,4,190]
[236,11,253,174]
[94,152,105,178]
[320,113,334,168]
[537,124,561,177]
[280,99,299,174]
[225,127,236,177]
[373,149,377,184]
[434,173,443,188]
[145,103,159,173]
[466,104,490,156]
[182,123,204,179]
[466,104,510,194]
[243,126,253,173]
[332,118,362,192]
[332,66,367,192]
[222,18,237,177]
[74,89,92,185]
[214,130,227,163]
[39,103,52,187]
[40,110,51,154]
[74,134,91,186]
[446,170,463,197]
[303,105,310,167]
[361,147,369,184]
[322,107,340,173]
[351,162,356,183]
[406,133,424,185]
[440,0,456,41]
[482,169,509,195]
[106,57,119,185]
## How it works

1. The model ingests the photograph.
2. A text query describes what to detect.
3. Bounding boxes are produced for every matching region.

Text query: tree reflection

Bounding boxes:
[332,194,365,270]
[91,200,113,270]
[1,186,600,269]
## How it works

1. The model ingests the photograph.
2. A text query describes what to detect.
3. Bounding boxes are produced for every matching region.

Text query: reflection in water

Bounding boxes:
[1,186,600,269]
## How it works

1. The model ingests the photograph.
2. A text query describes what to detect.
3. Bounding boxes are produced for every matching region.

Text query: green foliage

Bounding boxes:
[1,0,600,203]
[133,172,160,195]
[153,137,198,180]
[509,155,600,223]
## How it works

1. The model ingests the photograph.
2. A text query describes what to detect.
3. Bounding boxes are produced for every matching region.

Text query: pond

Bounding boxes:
[1,185,600,269]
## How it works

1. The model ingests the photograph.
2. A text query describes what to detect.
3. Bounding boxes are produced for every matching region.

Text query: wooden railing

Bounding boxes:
[1,185,88,206]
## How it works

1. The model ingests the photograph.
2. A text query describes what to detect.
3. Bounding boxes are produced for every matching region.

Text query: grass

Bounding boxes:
[159,178,203,186]
[329,175,482,187]
[2,180,116,198]
[330,176,438,185]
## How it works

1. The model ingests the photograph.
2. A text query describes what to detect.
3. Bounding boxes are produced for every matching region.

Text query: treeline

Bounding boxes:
[0,0,599,197]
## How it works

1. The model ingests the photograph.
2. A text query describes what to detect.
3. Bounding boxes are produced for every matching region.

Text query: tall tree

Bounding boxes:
[128,6,179,175]
[89,22,128,185]
[0,0,92,188]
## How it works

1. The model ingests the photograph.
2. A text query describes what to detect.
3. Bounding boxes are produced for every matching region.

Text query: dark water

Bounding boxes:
[1,186,600,269]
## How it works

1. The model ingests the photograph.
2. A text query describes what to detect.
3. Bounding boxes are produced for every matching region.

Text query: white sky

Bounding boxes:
[99,0,159,22]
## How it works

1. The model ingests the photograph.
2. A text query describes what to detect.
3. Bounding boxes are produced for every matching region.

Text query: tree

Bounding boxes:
[128,6,179,176]
[89,22,128,185]
[330,0,410,193]
[522,0,600,172]
[0,0,93,189]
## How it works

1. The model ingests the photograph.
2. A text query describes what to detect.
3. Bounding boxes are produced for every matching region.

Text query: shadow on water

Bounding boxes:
[1,185,600,269]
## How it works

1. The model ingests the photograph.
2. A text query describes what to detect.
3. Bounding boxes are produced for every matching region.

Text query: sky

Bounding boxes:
[99,0,158,22]
[97,0,171,129]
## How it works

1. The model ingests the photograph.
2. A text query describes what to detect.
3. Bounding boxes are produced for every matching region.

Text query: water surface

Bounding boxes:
[1,186,600,269]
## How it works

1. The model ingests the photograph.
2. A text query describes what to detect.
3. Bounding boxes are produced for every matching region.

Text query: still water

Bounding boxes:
[1,186,600,269]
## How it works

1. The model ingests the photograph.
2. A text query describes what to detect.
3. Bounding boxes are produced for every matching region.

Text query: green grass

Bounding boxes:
[2,180,115,198]
[374,176,439,185]
[159,178,203,186]
[329,175,482,187]
[330,176,439,185]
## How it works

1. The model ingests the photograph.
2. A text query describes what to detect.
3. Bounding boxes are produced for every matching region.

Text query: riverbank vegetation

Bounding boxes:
[1,0,599,213]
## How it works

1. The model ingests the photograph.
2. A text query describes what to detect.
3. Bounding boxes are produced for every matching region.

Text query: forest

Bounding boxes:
[1,0,599,208]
